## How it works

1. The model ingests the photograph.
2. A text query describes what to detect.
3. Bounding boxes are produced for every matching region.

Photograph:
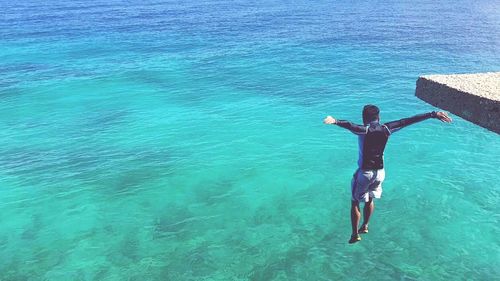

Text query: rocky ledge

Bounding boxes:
[415,72,500,134]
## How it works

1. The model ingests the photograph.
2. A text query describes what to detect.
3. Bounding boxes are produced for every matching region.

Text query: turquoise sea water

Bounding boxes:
[1,0,500,280]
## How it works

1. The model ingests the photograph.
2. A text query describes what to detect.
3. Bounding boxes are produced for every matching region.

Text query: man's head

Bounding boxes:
[362,104,380,124]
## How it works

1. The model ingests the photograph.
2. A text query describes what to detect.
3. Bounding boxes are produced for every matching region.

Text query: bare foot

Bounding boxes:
[358,224,368,234]
[348,234,361,244]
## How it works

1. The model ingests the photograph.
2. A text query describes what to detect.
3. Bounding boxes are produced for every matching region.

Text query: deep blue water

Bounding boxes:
[1,0,499,280]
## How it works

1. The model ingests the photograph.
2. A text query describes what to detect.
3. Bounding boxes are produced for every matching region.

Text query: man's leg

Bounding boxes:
[360,197,374,233]
[349,200,361,243]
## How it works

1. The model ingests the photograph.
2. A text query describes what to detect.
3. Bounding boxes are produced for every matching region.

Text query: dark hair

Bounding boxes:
[362,104,380,124]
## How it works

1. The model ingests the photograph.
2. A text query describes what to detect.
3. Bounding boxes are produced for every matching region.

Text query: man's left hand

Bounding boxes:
[324,116,336,125]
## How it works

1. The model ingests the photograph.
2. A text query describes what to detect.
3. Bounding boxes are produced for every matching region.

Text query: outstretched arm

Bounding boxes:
[323,115,367,135]
[383,111,452,134]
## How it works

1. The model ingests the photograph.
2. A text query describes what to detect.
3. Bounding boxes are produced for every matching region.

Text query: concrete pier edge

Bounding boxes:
[415,72,500,134]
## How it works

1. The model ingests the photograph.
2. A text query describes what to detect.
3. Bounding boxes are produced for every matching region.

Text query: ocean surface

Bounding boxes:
[1,0,499,280]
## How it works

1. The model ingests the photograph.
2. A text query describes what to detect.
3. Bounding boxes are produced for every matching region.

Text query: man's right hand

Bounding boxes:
[436,111,452,123]
[324,115,336,125]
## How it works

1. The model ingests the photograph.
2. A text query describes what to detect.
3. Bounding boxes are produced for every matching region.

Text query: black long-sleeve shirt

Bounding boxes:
[335,112,437,169]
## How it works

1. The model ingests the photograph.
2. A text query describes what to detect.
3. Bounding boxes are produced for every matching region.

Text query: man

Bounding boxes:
[323,105,452,244]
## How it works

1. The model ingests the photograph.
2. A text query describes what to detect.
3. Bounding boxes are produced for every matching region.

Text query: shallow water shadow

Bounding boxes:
[153,203,194,240]
[192,178,238,207]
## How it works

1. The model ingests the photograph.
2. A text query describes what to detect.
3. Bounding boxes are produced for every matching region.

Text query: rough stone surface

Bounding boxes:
[415,72,500,134]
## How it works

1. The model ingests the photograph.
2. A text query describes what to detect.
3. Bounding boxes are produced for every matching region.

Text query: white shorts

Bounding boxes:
[351,168,385,202]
